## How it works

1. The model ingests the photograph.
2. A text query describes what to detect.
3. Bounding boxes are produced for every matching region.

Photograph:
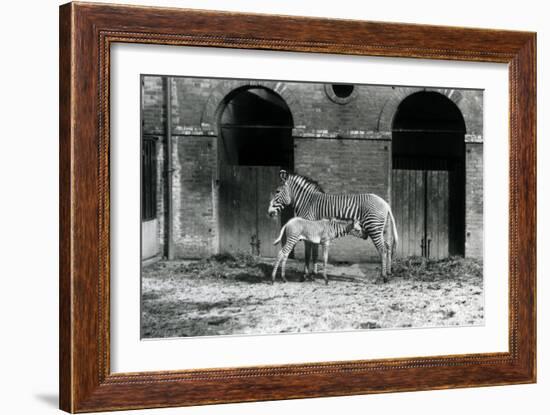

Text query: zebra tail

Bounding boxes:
[273,224,287,245]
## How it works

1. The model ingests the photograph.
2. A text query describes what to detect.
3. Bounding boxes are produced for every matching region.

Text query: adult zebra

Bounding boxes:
[267,170,398,283]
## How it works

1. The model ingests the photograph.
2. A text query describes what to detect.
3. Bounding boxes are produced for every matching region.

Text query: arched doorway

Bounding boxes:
[391,91,466,259]
[218,87,294,257]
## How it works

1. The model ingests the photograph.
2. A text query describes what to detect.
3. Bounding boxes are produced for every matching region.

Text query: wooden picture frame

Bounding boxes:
[59,2,536,412]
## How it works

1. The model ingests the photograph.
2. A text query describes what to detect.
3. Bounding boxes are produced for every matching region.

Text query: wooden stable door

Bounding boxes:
[391,169,450,259]
[219,165,281,257]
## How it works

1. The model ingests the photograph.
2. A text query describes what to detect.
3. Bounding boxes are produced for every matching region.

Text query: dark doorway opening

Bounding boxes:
[218,87,294,257]
[391,91,466,259]
[219,87,293,169]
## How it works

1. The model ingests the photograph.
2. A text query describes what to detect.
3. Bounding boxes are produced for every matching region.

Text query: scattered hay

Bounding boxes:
[174,252,268,280]
[391,256,483,282]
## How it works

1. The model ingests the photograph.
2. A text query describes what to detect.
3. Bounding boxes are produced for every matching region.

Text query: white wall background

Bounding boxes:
[0,0,546,414]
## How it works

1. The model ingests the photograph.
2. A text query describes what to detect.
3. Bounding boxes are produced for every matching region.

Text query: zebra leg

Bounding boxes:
[386,242,393,275]
[280,240,297,283]
[322,242,329,285]
[312,244,319,276]
[371,232,388,284]
[281,254,289,283]
[303,241,311,281]
[272,251,284,284]
[384,215,394,275]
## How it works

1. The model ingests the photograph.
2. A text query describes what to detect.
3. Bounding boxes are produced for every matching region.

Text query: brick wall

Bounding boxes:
[294,138,391,197]
[166,79,483,138]
[171,136,217,258]
[144,76,484,139]
[171,77,214,135]
[142,76,165,135]
[459,93,484,136]
[465,143,483,258]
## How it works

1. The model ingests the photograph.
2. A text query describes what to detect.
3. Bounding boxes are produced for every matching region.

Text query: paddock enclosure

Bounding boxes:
[141,77,483,263]
[141,256,484,338]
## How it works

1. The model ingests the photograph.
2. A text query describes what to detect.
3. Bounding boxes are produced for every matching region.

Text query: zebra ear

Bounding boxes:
[279,170,289,183]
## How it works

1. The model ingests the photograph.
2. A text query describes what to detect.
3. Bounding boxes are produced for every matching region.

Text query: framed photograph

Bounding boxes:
[59,2,536,412]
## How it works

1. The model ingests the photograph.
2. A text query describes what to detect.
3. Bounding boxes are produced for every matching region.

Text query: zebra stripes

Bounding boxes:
[268,170,398,282]
[272,218,361,284]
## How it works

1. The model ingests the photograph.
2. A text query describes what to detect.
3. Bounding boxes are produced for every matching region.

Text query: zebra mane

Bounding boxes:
[289,173,325,193]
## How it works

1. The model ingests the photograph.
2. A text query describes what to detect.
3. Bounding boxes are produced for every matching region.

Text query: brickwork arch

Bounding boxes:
[377,87,477,135]
[200,80,305,134]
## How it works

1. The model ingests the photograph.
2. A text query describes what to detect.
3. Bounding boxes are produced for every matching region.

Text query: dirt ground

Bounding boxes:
[141,254,484,338]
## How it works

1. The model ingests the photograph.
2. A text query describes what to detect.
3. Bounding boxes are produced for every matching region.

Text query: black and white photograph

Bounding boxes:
[140,76,484,339]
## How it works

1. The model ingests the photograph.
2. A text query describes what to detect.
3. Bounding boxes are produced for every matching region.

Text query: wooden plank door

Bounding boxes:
[219,165,281,257]
[255,167,282,258]
[426,170,449,259]
[219,165,257,254]
[391,169,425,258]
[391,169,451,259]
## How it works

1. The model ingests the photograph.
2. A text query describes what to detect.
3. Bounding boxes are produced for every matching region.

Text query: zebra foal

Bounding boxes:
[271,217,361,285]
